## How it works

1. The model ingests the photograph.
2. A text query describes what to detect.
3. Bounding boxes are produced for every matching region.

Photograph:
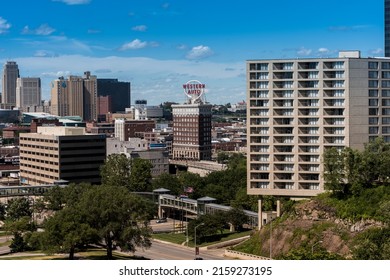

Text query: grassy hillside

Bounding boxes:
[233,186,390,260]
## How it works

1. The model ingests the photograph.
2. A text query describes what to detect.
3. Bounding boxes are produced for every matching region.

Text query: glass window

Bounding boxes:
[383,108,390,115]
[369,71,378,78]
[383,126,390,134]
[382,80,390,88]
[382,90,390,97]
[369,117,379,124]
[369,99,379,106]
[383,99,390,106]
[382,62,390,69]
[383,117,390,124]
[369,108,378,115]
[383,71,390,78]
[369,80,378,88]
[369,62,379,69]
[369,90,379,97]
[369,127,379,134]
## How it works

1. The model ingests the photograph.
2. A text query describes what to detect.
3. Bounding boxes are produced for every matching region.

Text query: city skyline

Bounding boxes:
[0,0,385,105]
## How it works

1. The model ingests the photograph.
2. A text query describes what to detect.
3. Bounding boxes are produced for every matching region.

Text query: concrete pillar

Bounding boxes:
[276,200,281,217]
[258,199,263,230]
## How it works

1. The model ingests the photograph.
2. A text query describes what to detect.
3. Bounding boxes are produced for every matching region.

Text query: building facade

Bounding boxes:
[114,119,155,141]
[386,0,390,57]
[247,51,390,198]
[97,79,131,113]
[16,77,41,110]
[2,61,20,107]
[172,97,212,161]
[50,72,97,121]
[19,127,106,185]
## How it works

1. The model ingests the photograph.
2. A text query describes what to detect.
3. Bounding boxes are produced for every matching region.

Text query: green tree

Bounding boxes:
[152,173,182,195]
[42,207,99,259]
[0,202,5,220]
[44,185,65,211]
[100,154,132,189]
[78,184,153,259]
[129,158,153,192]
[323,147,347,194]
[6,197,32,221]
[4,216,36,253]
[224,208,249,232]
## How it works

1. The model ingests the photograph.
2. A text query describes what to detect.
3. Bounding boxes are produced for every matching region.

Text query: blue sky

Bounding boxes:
[0,0,385,105]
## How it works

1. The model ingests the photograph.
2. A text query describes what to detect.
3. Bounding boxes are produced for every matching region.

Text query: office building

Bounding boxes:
[16,77,41,110]
[247,51,390,198]
[50,72,97,121]
[172,81,212,161]
[2,61,20,107]
[114,119,155,141]
[97,79,131,113]
[386,0,390,57]
[19,126,106,185]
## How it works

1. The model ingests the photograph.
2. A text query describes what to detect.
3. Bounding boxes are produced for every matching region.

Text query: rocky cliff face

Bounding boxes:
[259,199,384,259]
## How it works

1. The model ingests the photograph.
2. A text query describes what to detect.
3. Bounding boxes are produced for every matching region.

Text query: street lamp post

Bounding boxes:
[194,223,205,259]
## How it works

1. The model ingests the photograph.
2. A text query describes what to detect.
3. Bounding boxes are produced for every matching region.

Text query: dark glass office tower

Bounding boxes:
[386,0,390,56]
[97,79,131,113]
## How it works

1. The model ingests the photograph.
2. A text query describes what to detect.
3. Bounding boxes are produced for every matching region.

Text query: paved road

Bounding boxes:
[0,235,11,255]
[133,239,229,260]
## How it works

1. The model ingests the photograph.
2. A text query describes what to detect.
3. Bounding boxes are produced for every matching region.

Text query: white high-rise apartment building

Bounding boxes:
[247,51,390,198]
[16,77,41,110]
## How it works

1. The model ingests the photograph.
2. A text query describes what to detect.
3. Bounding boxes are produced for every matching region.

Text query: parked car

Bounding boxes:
[156,218,167,223]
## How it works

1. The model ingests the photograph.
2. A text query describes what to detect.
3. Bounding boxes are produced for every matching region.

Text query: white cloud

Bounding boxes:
[9,55,245,105]
[132,25,147,32]
[369,48,383,55]
[186,45,214,60]
[22,24,56,36]
[0,17,11,34]
[297,47,312,56]
[119,39,148,50]
[52,0,91,5]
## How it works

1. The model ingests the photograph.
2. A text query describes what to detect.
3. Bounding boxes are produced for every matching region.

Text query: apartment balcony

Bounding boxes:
[323,117,345,126]
[250,173,270,180]
[299,164,320,172]
[274,182,295,190]
[298,81,319,88]
[298,99,319,107]
[273,72,293,79]
[250,109,269,116]
[323,99,345,107]
[249,91,269,99]
[250,100,269,107]
[298,136,319,144]
[250,127,269,135]
[273,136,294,144]
[323,89,345,98]
[298,108,319,116]
[273,108,294,116]
[323,127,344,135]
[250,118,269,126]
[298,173,320,181]
[298,62,319,70]
[273,99,293,107]
[323,61,344,70]
[250,155,269,162]
[297,71,319,79]
[323,136,345,145]
[274,155,294,162]
[250,163,270,171]
[323,108,344,116]
[273,90,294,98]
[298,117,319,125]
[298,90,319,98]
[274,127,293,135]
[273,81,294,89]
[273,62,294,71]
[274,163,294,172]
[298,145,319,153]
[298,155,320,163]
[250,146,270,153]
[274,173,294,181]
[249,63,269,71]
[298,182,320,190]
[298,127,319,135]
[274,145,294,153]
[323,80,345,89]
[250,136,269,144]
[273,118,293,126]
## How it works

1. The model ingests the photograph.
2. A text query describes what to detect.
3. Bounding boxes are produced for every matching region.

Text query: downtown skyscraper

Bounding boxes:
[1,61,20,107]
